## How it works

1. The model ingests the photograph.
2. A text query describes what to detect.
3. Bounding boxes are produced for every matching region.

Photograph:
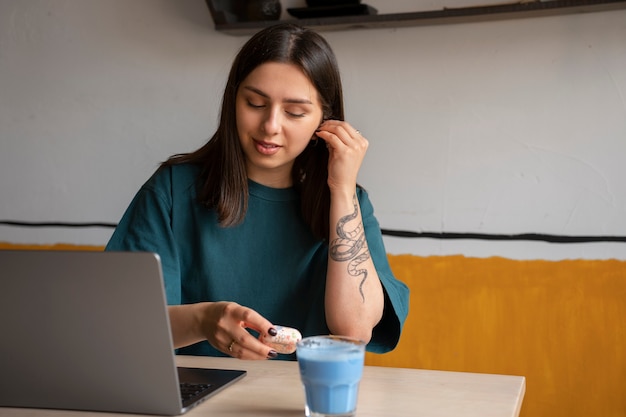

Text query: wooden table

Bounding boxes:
[2,355,525,417]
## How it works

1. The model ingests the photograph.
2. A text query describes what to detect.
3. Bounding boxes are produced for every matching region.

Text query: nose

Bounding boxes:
[262,107,281,136]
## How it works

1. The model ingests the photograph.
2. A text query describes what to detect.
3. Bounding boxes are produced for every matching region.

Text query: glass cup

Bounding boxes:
[296,335,366,417]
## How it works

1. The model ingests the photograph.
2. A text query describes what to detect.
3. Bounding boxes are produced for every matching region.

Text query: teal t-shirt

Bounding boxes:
[106,163,409,359]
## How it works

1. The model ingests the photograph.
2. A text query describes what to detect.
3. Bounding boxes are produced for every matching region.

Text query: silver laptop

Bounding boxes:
[0,250,246,415]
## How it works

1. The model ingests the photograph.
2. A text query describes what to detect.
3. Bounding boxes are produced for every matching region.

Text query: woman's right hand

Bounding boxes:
[168,302,278,360]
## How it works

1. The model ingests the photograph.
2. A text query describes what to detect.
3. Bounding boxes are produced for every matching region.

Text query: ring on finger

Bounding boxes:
[228,340,236,352]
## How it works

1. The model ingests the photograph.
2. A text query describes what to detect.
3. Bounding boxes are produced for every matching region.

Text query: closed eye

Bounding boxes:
[247,100,264,109]
[247,100,305,118]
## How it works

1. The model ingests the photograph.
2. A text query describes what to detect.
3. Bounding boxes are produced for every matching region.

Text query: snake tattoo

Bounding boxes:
[330,194,371,302]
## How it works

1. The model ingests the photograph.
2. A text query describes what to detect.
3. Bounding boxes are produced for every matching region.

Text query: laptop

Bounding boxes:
[0,250,246,415]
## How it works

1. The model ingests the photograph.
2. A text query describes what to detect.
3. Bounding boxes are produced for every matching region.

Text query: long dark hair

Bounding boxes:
[163,23,344,241]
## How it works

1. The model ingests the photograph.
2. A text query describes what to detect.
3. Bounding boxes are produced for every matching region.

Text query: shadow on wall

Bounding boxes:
[366,254,626,417]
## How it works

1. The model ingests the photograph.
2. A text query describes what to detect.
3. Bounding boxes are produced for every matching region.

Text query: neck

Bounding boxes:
[246,166,293,189]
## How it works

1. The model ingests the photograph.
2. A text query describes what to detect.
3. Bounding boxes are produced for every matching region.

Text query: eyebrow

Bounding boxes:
[242,86,314,105]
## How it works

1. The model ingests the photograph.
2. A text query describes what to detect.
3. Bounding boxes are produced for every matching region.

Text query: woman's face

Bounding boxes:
[236,62,324,188]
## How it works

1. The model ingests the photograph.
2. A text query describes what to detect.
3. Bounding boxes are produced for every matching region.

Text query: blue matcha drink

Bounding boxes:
[297,336,366,417]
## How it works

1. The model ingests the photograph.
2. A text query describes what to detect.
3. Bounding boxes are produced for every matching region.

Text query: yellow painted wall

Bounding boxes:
[0,242,104,251]
[3,243,625,416]
[367,254,626,417]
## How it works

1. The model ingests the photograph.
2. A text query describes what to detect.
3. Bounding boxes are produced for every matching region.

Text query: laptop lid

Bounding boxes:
[0,250,245,415]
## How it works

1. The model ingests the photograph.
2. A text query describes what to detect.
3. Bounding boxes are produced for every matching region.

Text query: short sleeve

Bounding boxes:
[357,187,410,353]
[105,167,182,305]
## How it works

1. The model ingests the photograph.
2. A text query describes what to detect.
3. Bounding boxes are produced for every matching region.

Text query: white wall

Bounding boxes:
[1,0,625,260]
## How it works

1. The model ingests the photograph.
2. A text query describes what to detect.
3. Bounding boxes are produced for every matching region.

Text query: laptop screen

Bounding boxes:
[0,250,245,415]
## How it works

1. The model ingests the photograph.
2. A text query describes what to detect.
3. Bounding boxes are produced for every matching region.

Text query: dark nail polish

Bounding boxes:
[268,327,277,336]
[268,350,278,359]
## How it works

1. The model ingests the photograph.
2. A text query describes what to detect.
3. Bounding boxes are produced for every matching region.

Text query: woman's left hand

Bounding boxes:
[315,120,368,193]
[318,120,385,342]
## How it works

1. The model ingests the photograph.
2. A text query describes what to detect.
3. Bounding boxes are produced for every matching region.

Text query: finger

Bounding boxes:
[320,120,361,140]
[228,332,278,360]
[317,129,368,157]
[227,305,278,359]
[318,122,365,150]
[237,306,276,337]
[315,127,353,151]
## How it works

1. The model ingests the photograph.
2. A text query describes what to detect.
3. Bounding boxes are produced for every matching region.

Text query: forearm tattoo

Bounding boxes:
[330,194,371,302]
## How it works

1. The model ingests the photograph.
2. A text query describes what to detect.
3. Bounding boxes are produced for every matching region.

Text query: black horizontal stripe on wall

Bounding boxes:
[380,229,626,243]
[0,220,117,228]
[1,221,625,244]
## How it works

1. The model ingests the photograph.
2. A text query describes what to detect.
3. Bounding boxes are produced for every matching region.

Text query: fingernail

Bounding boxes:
[268,350,278,359]
[268,327,277,336]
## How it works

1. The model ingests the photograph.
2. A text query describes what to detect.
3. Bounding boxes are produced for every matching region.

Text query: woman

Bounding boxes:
[106,23,409,360]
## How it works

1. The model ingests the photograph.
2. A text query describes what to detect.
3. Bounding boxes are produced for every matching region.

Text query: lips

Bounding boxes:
[254,139,281,155]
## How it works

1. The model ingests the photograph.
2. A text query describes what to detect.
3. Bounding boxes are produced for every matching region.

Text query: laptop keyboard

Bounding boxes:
[180,382,213,402]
